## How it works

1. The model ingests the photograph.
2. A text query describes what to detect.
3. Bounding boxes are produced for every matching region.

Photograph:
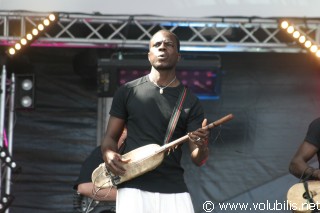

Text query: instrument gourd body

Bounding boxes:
[287,181,320,213]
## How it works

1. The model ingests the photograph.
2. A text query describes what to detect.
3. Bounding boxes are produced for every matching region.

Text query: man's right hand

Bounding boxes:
[104,150,130,176]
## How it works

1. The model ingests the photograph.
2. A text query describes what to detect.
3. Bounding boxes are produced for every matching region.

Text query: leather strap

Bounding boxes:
[163,87,188,145]
[303,181,318,213]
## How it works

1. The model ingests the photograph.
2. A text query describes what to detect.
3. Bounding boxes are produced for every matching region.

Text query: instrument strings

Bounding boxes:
[85,173,115,213]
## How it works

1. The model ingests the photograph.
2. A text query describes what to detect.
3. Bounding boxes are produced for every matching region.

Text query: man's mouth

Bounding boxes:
[158,54,167,59]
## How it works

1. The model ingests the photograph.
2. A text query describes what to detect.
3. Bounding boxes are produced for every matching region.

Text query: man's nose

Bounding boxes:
[158,42,166,49]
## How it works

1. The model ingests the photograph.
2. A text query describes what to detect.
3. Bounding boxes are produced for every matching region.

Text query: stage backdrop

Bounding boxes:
[5,48,320,213]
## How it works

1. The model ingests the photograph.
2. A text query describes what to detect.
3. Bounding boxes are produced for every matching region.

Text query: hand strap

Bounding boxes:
[163,87,188,145]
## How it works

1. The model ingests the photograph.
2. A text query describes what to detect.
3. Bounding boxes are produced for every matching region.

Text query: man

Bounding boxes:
[101,29,210,213]
[289,118,320,180]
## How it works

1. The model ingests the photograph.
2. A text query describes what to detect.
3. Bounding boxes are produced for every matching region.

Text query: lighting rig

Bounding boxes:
[6,13,58,57]
[0,65,17,213]
[0,12,57,212]
[280,20,320,58]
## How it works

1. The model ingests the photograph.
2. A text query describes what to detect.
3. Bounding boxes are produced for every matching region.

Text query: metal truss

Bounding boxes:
[1,11,320,52]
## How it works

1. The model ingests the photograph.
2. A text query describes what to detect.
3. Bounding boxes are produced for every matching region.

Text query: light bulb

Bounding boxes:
[281,21,289,29]
[21,79,33,91]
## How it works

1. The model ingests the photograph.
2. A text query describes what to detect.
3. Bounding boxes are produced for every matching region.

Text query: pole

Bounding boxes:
[5,73,15,213]
[0,65,7,198]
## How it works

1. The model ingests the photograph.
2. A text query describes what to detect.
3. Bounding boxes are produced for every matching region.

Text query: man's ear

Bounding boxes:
[177,53,181,62]
[148,52,151,62]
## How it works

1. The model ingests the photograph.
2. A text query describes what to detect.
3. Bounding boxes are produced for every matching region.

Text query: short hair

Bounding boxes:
[151,30,180,53]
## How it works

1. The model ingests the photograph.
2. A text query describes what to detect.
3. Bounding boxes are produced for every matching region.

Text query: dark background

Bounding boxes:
[2,47,320,213]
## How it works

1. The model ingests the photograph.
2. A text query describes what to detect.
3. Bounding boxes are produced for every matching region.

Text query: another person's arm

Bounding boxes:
[77,183,117,201]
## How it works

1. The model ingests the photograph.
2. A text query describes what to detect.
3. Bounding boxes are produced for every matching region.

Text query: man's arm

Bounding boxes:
[289,141,320,180]
[101,116,129,176]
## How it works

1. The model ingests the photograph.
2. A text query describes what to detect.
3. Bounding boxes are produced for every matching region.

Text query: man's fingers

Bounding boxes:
[121,157,131,163]
[202,118,207,128]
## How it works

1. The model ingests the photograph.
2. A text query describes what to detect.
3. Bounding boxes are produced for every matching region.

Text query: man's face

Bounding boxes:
[148,31,180,71]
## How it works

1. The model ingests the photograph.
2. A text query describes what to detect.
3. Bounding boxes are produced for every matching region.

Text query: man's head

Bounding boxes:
[148,30,181,71]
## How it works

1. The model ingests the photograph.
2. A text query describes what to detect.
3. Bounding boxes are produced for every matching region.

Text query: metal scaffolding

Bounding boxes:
[0,11,320,52]
[0,65,16,213]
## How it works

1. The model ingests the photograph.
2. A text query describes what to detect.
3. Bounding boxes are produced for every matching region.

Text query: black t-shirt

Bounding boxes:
[305,118,320,166]
[109,75,204,193]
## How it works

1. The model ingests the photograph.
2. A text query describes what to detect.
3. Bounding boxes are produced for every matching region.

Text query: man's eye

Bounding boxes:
[166,42,174,47]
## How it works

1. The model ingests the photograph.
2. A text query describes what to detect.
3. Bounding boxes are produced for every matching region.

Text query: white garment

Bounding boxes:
[116,188,195,213]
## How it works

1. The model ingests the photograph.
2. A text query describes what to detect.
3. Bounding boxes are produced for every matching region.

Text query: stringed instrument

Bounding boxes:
[287,181,320,213]
[92,114,234,189]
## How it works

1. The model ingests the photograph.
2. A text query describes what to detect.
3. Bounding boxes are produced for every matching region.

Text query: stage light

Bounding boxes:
[8,48,15,55]
[21,79,33,90]
[43,19,50,26]
[0,194,14,213]
[293,31,300,38]
[37,24,44,31]
[32,29,39,36]
[14,43,21,50]
[15,74,35,110]
[280,21,289,29]
[310,45,318,53]
[26,33,33,41]
[298,36,306,43]
[0,147,17,170]
[304,40,312,48]
[279,20,320,59]
[20,38,27,45]
[49,14,56,21]
[21,96,32,108]
[287,26,294,34]
[5,13,59,57]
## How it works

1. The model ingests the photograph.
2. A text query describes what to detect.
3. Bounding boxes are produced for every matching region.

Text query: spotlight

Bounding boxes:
[43,19,50,26]
[8,48,15,55]
[293,31,300,38]
[310,45,318,53]
[304,40,312,48]
[280,21,289,29]
[14,43,21,50]
[48,14,56,21]
[279,21,320,59]
[15,74,35,110]
[20,38,27,45]
[32,29,39,36]
[0,194,14,213]
[26,34,33,41]
[299,36,306,43]
[0,147,17,170]
[37,24,44,31]
[5,13,59,57]
[287,26,294,34]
